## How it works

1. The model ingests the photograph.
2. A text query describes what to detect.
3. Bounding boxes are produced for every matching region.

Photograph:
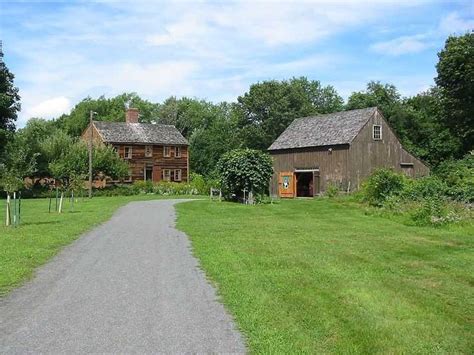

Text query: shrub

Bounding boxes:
[434,153,474,202]
[361,168,407,207]
[409,197,465,226]
[403,176,449,201]
[217,149,273,198]
[325,183,339,198]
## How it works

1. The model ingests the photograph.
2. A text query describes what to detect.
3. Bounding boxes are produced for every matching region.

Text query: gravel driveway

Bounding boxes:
[0,199,245,353]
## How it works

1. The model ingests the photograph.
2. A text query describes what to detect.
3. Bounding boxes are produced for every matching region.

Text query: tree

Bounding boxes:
[48,140,128,211]
[0,46,21,161]
[56,93,160,137]
[217,149,273,199]
[435,33,474,154]
[0,137,37,225]
[236,77,344,150]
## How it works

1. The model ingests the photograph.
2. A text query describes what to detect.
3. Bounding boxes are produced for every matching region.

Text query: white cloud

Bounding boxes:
[439,12,474,35]
[370,35,430,56]
[27,97,72,119]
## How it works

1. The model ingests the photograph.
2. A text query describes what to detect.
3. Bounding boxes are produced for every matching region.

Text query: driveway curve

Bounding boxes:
[0,199,245,354]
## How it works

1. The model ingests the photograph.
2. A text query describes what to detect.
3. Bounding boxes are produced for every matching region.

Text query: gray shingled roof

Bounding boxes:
[268,107,377,151]
[93,121,189,145]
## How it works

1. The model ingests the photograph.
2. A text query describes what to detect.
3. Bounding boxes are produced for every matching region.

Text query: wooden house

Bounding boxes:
[81,108,189,184]
[268,107,429,198]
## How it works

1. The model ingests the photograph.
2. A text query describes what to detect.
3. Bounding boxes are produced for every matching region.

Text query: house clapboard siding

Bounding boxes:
[268,107,429,197]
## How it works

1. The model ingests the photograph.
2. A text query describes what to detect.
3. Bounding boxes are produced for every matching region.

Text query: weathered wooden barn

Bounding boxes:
[268,107,429,198]
[81,108,189,184]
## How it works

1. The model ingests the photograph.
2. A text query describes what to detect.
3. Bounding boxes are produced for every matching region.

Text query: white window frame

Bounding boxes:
[373,125,382,140]
[145,145,153,157]
[162,169,171,181]
[163,146,171,157]
[174,169,182,182]
[124,146,133,159]
[174,146,181,158]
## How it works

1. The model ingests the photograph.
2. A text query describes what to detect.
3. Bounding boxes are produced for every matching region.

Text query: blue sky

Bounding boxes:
[1,0,473,127]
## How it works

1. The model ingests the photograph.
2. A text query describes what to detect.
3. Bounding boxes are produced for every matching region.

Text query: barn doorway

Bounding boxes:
[296,172,314,197]
[294,169,320,197]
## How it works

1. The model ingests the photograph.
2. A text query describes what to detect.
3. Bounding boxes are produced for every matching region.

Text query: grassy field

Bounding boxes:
[176,199,473,354]
[0,195,197,296]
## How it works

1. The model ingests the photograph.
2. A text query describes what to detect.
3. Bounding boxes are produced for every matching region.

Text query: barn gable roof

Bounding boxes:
[93,121,189,145]
[268,107,377,151]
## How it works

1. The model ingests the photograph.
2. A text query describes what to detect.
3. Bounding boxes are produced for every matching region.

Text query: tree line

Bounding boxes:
[1,33,472,189]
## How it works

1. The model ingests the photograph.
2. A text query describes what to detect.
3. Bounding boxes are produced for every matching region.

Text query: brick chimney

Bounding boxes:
[125,108,139,123]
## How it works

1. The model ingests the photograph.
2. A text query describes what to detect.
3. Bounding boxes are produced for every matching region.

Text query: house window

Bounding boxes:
[373,125,382,140]
[174,169,182,182]
[174,146,181,158]
[112,145,119,153]
[163,146,171,157]
[145,145,153,157]
[124,146,133,159]
[125,170,132,182]
[162,169,171,181]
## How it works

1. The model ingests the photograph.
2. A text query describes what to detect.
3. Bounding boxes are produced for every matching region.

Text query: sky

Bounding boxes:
[1,0,473,128]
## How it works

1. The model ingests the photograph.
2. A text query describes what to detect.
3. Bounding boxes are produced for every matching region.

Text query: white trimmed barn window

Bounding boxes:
[373,125,382,140]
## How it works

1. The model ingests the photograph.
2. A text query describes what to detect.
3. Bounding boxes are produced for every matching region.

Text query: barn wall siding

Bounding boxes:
[270,145,350,195]
[348,110,429,189]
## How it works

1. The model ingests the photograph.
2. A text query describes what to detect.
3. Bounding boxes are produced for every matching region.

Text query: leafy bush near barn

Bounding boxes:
[361,168,472,226]
[434,153,474,202]
[217,149,273,199]
[361,168,407,207]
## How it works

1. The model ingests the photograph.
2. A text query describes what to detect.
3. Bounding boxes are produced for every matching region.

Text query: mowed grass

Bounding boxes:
[176,199,473,354]
[0,195,197,296]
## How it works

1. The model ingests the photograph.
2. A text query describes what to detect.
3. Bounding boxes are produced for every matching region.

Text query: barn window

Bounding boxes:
[174,146,181,158]
[163,146,171,157]
[145,145,153,157]
[162,169,171,181]
[373,125,382,140]
[124,146,133,159]
[174,169,182,182]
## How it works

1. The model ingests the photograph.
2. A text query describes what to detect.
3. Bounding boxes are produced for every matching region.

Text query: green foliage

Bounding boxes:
[48,141,128,189]
[0,135,38,192]
[0,47,21,161]
[325,183,340,198]
[361,169,406,207]
[403,176,449,201]
[237,77,344,150]
[435,33,474,153]
[434,153,474,202]
[217,149,273,197]
[409,197,465,226]
[56,93,160,136]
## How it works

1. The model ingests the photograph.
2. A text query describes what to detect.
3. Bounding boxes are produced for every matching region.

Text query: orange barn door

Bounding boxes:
[279,172,295,198]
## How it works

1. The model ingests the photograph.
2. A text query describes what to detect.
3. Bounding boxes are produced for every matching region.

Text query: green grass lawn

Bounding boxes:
[176,199,473,354]
[0,195,197,296]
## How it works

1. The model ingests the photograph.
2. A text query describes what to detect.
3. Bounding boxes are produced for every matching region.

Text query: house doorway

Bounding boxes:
[144,165,153,181]
[295,169,320,197]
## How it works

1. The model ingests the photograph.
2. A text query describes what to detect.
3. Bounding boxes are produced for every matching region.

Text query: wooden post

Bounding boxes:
[48,190,52,213]
[55,187,58,212]
[5,193,10,226]
[58,191,63,214]
[88,110,96,199]
[13,192,17,227]
[18,191,21,225]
